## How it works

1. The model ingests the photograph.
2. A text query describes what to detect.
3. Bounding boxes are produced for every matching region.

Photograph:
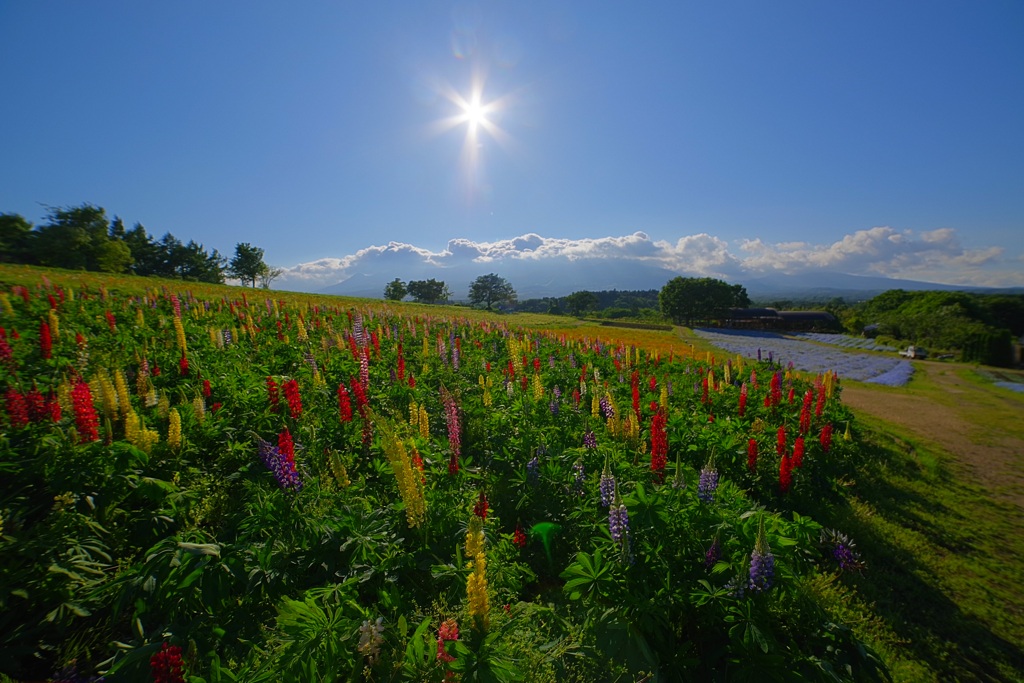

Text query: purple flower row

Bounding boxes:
[693,328,914,386]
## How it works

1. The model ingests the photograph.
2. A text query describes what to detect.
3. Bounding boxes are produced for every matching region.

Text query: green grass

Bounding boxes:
[809,416,1024,682]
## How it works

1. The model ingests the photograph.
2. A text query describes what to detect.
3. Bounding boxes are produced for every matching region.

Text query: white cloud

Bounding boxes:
[273,226,1021,291]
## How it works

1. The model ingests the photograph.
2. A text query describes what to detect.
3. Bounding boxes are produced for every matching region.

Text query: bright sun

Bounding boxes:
[462,96,488,129]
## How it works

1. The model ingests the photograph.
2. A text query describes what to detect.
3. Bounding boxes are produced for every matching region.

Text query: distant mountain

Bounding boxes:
[321,260,1022,301]
[320,258,683,300]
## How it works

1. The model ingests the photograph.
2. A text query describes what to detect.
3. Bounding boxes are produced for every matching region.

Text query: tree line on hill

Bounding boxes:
[0,203,278,288]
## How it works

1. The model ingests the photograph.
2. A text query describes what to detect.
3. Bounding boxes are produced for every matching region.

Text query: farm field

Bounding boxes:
[1,265,1022,682]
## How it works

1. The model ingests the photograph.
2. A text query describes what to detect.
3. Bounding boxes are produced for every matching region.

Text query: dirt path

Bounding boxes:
[840,361,1024,509]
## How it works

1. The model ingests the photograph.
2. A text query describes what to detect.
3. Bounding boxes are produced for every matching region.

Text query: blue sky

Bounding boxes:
[2,1,1022,291]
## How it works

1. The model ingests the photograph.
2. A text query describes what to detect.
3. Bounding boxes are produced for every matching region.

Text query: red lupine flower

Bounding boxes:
[533,357,541,373]
[337,382,352,422]
[0,329,12,368]
[396,343,405,380]
[71,379,100,442]
[513,524,528,549]
[650,408,668,482]
[25,385,47,422]
[815,384,826,418]
[739,382,747,417]
[278,427,295,465]
[787,386,795,404]
[266,377,280,409]
[819,424,833,452]
[39,320,52,359]
[408,373,415,388]
[648,375,657,392]
[5,388,30,428]
[283,378,302,419]
[47,393,62,422]
[202,379,211,398]
[473,491,489,520]
[178,355,189,376]
[105,310,116,332]
[779,452,793,493]
[210,402,222,413]
[150,642,185,683]
[411,448,426,483]
[350,376,368,416]
[47,293,57,310]
[799,389,813,434]
[701,375,710,404]
[769,372,782,408]
[793,436,806,468]
[631,371,641,421]
[747,437,758,471]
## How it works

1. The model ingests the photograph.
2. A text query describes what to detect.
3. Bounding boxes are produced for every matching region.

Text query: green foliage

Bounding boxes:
[407,278,450,304]
[227,242,268,288]
[384,278,407,301]
[857,289,1021,366]
[468,273,517,311]
[660,276,751,325]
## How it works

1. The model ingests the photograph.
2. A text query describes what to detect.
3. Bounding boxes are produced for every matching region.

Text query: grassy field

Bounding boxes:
[1,264,1022,681]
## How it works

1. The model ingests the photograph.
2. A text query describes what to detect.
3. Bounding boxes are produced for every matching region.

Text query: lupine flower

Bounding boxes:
[747,438,758,471]
[599,394,615,419]
[150,642,185,683]
[283,379,302,419]
[443,388,460,474]
[800,389,813,434]
[571,458,585,496]
[608,496,629,546]
[650,408,668,482]
[0,329,13,369]
[257,436,302,491]
[738,382,747,417]
[513,524,528,549]
[473,491,489,520]
[697,454,719,503]
[749,516,775,592]
[71,379,99,442]
[582,429,597,448]
[819,424,833,452]
[793,436,806,468]
[39,320,52,359]
[178,355,189,377]
[704,537,721,569]
[4,388,29,428]
[337,382,353,422]
[526,453,540,486]
[357,617,385,664]
[266,377,280,410]
[168,409,182,451]
[779,453,793,494]
[599,460,616,507]
[436,618,459,663]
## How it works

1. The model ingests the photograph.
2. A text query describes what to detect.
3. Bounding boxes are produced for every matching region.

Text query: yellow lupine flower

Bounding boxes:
[136,308,146,329]
[532,373,544,400]
[168,408,182,451]
[173,317,187,355]
[296,316,308,342]
[419,406,429,440]
[157,392,170,419]
[49,309,60,338]
[465,515,485,559]
[660,385,668,410]
[0,293,12,316]
[114,369,131,417]
[193,396,206,424]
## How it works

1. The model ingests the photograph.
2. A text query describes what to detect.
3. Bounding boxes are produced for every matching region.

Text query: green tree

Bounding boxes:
[384,278,407,301]
[32,204,112,270]
[228,242,268,288]
[94,238,133,273]
[407,278,450,304]
[468,273,516,311]
[0,213,33,263]
[659,277,750,326]
[565,291,598,317]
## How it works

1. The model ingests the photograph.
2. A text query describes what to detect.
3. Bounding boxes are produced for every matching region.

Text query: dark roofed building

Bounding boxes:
[727,308,836,331]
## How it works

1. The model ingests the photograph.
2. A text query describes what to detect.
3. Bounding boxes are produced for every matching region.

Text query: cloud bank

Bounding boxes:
[275,227,1019,292]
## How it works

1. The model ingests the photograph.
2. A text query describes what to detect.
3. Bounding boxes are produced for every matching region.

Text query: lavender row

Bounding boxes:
[791,332,896,352]
[693,328,914,385]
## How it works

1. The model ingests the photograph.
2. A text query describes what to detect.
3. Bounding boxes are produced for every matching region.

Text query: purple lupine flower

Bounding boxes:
[599,464,616,507]
[549,355,556,368]
[223,329,232,345]
[749,517,775,592]
[572,458,585,496]
[527,454,540,486]
[582,430,597,448]
[608,501,629,545]
[697,461,719,504]
[704,537,721,569]
[569,352,576,368]
[599,395,615,419]
[553,385,562,400]
[257,437,303,491]
[821,528,865,572]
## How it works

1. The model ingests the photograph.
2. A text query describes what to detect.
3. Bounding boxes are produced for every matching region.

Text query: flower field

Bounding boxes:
[1,272,892,682]
[692,328,914,386]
